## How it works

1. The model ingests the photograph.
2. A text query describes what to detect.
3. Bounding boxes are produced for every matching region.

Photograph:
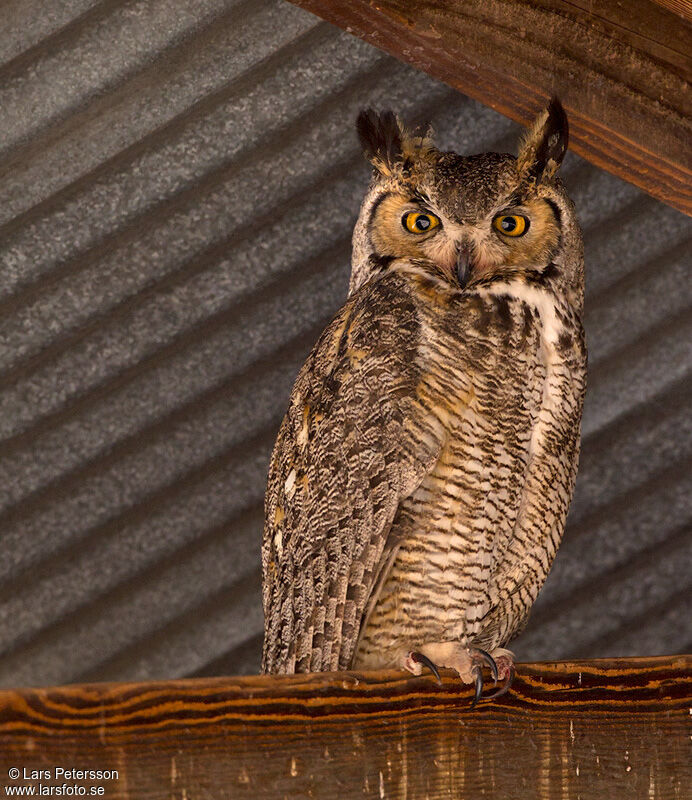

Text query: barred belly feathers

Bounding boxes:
[261,98,586,700]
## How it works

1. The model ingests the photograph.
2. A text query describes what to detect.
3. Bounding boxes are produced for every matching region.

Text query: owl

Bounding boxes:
[261,98,586,704]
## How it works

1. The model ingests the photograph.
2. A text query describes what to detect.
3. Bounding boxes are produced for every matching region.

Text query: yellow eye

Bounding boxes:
[402,211,440,234]
[493,214,529,237]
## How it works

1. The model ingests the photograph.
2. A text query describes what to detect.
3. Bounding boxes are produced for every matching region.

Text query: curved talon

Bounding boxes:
[469,665,484,709]
[484,665,516,700]
[477,648,498,683]
[409,651,442,685]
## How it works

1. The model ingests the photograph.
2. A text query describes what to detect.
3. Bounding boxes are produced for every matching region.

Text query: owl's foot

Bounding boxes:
[483,647,515,700]
[406,650,442,685]
[403,641,502,708]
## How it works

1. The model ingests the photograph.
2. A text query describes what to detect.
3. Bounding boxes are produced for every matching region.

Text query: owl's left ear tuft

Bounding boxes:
[517,96,569,183]
[356,109,405,176]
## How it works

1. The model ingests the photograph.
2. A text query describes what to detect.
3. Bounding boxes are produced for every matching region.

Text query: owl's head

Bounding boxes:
[351,99,583,309]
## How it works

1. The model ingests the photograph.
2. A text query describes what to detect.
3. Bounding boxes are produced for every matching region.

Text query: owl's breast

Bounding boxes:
[354,276,585,669]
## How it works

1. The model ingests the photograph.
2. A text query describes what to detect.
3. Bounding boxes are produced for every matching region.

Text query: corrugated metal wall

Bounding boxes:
[0,0,690,689]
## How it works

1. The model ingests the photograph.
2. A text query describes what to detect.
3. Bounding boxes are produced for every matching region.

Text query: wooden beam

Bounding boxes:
[0,656,690,798]
[288,0,692,217]
[651,0,692,22]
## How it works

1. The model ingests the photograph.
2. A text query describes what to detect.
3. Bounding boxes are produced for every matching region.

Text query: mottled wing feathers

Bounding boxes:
[261,274,443,673]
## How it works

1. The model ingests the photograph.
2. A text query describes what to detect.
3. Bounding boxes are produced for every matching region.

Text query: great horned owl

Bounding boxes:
[261,98,586,702]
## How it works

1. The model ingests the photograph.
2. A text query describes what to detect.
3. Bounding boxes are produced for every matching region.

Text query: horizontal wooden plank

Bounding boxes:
[287,0,692,217]
[0,656,690,798]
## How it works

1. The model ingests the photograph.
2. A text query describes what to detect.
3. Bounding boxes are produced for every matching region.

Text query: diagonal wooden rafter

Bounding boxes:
[288,0,692,217]
[651,0,692,21]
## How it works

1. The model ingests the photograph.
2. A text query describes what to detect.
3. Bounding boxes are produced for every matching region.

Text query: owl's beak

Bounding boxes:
[456,246,472,288]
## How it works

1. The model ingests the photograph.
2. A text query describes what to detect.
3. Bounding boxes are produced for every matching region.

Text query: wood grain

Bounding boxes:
[0,656,690,798]
[287,0,692,217]
[651,0,692,22]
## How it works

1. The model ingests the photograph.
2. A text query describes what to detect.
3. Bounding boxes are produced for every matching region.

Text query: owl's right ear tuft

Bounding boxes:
[356,109,405,176]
